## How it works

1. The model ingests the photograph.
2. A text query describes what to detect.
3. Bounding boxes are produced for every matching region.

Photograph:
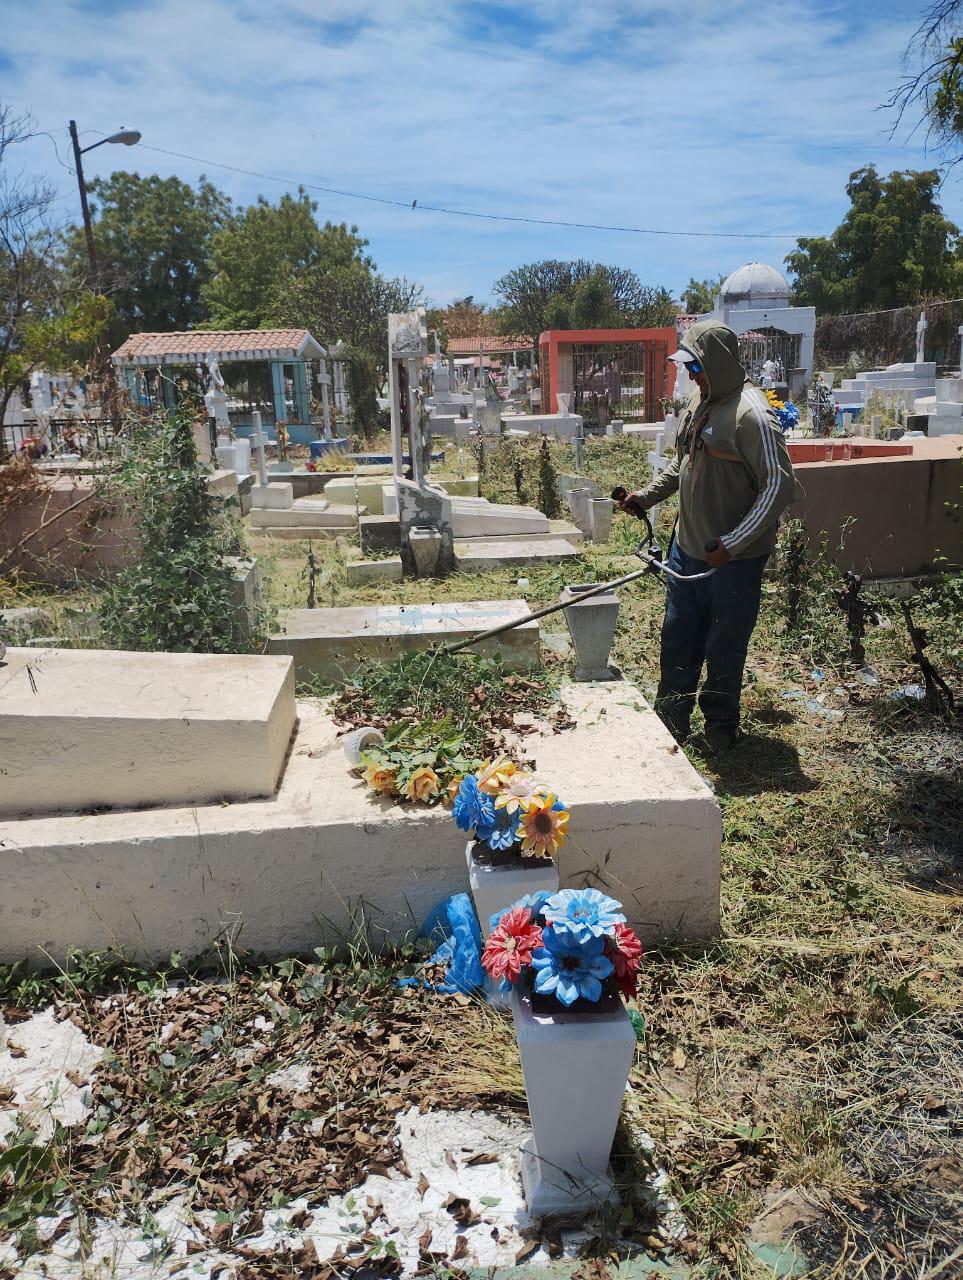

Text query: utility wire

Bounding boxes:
[102,135,806,241]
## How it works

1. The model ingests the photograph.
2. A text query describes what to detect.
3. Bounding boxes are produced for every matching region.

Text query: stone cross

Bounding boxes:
[958,324,963,371]
[648,430,668,527]
[249,410,269,487]
[916,311,927,364]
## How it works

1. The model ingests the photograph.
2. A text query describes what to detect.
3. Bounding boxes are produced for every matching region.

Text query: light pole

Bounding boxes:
[68,123,140,430]
[68,122,141,293]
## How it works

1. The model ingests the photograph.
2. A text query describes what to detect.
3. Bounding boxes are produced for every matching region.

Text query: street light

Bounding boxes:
[68,121,142,292]
[68,121,141,426]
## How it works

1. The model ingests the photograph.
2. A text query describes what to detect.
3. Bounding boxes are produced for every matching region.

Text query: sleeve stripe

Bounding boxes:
[724,389,780,549]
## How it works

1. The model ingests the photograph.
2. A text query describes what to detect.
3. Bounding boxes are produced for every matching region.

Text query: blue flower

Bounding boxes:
[453,775,495,837]
[485,812,521,852]
[488,889,553,934]
[543,888,625,941]
[532,927,613,1005]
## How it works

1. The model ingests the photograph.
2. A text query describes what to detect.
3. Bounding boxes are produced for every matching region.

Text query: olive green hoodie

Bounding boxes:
[638,319,796,560]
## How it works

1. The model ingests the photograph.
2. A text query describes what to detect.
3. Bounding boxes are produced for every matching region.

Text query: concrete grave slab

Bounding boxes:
[453,537,583,570]
[249,498,363,528]
[0,682,720,965]
[451,499,550,538]
[0,648,296,819]
[250,482,294,510]
[268,599,539,682]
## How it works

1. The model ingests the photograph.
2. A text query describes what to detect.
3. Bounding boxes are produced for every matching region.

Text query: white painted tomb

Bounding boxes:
[0,648,295,818]
[268,599,541,683]
[0,681,720,966]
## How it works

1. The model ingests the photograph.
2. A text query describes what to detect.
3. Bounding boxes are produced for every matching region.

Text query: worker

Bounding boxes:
[619,320,796,751]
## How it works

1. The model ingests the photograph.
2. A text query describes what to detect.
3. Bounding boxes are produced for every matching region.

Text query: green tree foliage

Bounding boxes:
[98,414,251,653]
[203,190,370,329]
[682,273,726,313]
[267,259,421,375]
[888,3,963,151]
[492,259,675,345]
[0,106,110,447]
[425,296,493,345]
[63,172,230,344]
[785,167,963,313]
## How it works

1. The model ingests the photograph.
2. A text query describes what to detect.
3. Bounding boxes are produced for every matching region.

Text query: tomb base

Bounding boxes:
[465,841,558,939]
[0,682,720,965]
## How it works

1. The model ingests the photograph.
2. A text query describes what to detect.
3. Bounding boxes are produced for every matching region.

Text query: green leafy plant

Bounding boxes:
[98,413,259,652]
[359,715,480,805]
[536,435,561,518]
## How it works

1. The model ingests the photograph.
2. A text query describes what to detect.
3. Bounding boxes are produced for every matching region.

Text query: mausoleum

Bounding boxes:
[111,329,335,443]
[700,262,816,397]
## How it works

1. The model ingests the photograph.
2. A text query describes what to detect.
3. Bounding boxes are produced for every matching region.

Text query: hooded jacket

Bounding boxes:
[638,320,796,561]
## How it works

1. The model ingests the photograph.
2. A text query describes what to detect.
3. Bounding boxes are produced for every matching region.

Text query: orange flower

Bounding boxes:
[519,794,569,859]
[363,763,398,795]
[445,775,464,807]
[405,766,442,803]
[476,757,516,796]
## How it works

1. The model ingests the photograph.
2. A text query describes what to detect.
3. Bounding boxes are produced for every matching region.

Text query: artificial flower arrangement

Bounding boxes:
[482,888,643,1007]
[360,717,478,806]
[765,387,800,432]
[453,757,570,864]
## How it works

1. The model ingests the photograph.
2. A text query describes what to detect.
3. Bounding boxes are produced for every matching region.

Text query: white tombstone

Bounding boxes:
[916,311,927,365]
[204,352,230,433]
[647,430,669,526]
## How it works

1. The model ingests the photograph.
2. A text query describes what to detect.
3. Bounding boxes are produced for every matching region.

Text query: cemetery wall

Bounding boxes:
[788,450,963,578]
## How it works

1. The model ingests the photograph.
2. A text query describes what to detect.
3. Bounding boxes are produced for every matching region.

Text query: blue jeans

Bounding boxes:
[655,539,769,741]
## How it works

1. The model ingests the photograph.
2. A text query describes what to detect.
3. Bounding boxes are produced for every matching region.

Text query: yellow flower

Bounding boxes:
[363,763,398,795]
[445,775,464,807]
[519,794,570,859]
[405,766,442,803]
[494,772,550,815]
[476,757,516,796]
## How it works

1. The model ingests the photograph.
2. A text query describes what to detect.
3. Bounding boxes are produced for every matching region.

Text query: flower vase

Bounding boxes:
[465,840,558,941]
[510,982,636,1217]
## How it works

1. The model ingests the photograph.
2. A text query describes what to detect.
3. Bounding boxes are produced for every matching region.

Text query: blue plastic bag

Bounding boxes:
[399,892,484,994]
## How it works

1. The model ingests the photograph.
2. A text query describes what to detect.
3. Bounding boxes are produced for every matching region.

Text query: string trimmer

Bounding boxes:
[443,491,716,657]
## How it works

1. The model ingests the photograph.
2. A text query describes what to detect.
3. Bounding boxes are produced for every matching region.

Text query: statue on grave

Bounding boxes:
[916,311,927,364]
[203,351,230,439]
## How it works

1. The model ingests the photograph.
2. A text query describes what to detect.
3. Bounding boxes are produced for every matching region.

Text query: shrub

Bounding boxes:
[98,414,252,653]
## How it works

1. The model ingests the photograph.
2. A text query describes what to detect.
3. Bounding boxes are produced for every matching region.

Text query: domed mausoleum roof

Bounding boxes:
[720,262,791,305]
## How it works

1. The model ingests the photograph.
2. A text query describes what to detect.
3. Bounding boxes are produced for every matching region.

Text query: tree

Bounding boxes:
[785,166,963,313]
[682,273,726,314]
[425,296,492,346]
[98,414,252,653]
[63,171,230,344]
[267,258,421,375]
[888,2,963,153]
[0,106,109,452]
[203,191,370,329]
[492,259,675,347]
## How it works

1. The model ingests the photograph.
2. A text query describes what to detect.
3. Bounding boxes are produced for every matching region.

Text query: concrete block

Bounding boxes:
[249,500,363,528]
[588,497,614,543]
[268,599,539,683]
[0,681,720,964]
[224,555,261,637]
[513,985,635,1216]
[359,515,401,553]
[345,557,404,585]
[250,482,294,510]
[466,841,558,939]
[0,648,296,819]
[453,538,583,570]
[451,499,549,538]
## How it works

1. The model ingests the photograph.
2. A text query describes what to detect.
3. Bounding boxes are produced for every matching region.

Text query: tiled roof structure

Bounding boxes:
[445,335,534,355]
[112,330,325,364]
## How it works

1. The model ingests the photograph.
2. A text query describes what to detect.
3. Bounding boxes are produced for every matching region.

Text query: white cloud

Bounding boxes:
[1,0,950,305]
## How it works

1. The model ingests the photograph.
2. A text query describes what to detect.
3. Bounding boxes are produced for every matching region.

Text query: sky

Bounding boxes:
[0,0,954,310]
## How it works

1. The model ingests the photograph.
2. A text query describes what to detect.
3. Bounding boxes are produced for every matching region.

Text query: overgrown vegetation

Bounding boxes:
[96,413,258,653]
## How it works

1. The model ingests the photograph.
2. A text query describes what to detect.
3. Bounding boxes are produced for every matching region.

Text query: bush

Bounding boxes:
[98,414,253,653]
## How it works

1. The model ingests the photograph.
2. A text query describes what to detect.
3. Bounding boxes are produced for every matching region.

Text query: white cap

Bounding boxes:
[668,348,696,364]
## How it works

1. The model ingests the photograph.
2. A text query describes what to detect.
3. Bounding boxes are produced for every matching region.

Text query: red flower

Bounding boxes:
[605,923,643,999]
[481,907,543,985]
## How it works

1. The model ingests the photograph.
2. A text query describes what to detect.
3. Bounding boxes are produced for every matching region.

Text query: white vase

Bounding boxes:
[511,984,636,1217]
[465,840,558,940]
[341,726,385,769]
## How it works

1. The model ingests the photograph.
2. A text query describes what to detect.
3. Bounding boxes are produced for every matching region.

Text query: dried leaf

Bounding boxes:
[417,1172,429,1197]
[464,1152,499,1166]
[452,1234,469,1261]
[515,1239,540,1263]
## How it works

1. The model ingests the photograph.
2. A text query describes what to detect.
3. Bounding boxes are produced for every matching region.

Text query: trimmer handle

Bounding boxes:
[704,540,719,554]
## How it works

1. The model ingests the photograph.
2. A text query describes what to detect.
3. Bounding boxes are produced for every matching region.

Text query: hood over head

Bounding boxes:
[677,320,746,402]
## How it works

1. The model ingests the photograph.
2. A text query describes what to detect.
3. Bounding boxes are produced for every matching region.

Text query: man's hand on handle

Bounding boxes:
[704,539,732,569]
